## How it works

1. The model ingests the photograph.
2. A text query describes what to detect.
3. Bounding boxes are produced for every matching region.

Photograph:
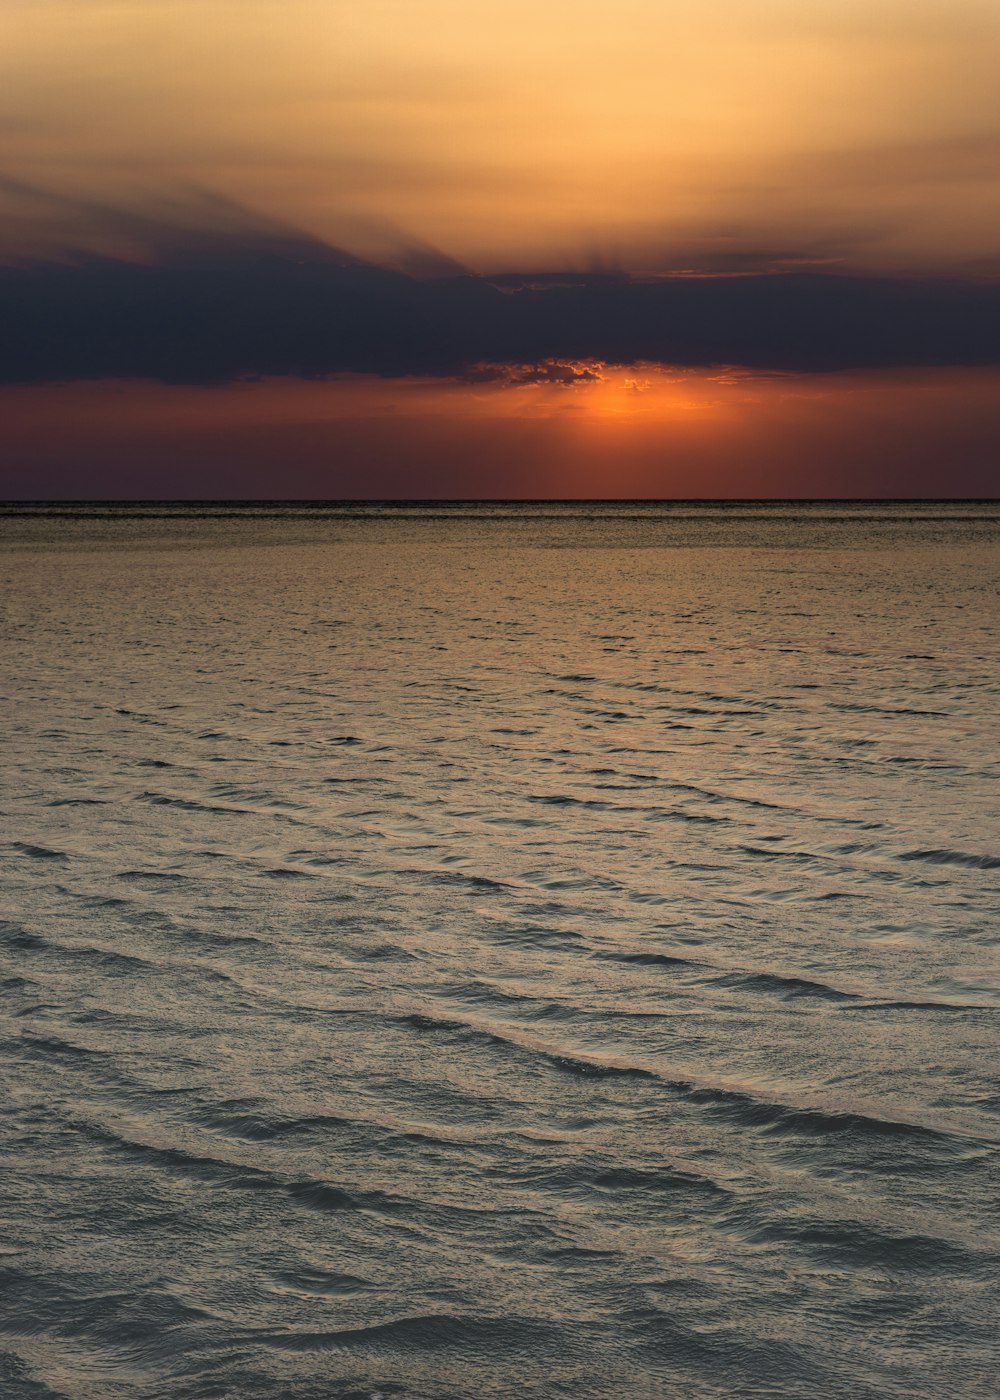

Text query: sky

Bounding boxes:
[1,0,998,497]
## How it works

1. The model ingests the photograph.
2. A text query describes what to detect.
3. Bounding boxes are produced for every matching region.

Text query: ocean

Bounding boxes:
[1,502,998,1398]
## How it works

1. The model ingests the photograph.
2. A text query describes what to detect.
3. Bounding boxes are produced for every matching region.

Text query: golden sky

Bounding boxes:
[3,0,999,271]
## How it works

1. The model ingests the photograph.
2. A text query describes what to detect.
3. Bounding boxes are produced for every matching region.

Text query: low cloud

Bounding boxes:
[1,190,998,385]
[466,361,604,386]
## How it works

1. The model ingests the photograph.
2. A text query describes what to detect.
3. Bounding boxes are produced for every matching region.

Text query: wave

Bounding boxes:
[526,793,616,809]
[8,842,69,861]
[737,843,833,865]
[596,950,700,970]
[15,1033,114,1065]
[709,970,860,1002]
[673,1082,967,1149]
[396,1010,657,1080]
[0,923,155,976]
[190,1102,353,1143]
[137,791,250,815]
[71,1121,375,1212]
[416,869,512,893]
[851,998,997,1014]
[897,848,1000,871]
[391,1007,989,1147]
[0,1348,67,1399]
[116,869,190,883]
[0,922,47,951]
[247,1311,560,1355]
[587,1164,731,1200]
[267,1265,374,1298]
[737,1217,986,1275]
[45,797,108,807]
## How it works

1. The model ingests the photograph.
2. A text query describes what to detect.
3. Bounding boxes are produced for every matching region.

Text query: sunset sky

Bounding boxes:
[2,0,998,496]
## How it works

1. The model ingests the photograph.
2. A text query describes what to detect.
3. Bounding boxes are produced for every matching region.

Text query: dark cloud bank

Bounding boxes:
[2,217,999,385]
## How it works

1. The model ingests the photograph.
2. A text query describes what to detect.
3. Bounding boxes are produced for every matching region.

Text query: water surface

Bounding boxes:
[2,503,998,1398]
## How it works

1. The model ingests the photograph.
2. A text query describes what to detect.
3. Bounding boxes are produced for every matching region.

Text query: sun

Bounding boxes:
[544,362,723,424]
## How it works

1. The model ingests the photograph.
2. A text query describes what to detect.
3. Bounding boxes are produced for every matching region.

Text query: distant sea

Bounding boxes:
[2,502,998,1399]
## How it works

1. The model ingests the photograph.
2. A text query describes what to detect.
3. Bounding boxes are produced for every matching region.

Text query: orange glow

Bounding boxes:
[3,367,998,499]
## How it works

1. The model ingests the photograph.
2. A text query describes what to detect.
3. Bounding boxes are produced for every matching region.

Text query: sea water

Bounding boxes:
[1,503,998,1398]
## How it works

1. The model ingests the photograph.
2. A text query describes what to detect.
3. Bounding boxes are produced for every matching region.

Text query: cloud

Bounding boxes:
[466,361,604,386]
[1,190,998,385]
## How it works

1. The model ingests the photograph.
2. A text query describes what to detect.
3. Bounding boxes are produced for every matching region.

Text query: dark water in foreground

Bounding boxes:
[1,503,998,1399]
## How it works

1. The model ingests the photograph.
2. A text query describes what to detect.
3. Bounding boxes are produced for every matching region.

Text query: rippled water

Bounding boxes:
[2,503,999,1399]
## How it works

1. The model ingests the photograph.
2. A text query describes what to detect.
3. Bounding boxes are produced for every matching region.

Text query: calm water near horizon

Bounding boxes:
[2,502,998,1398]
